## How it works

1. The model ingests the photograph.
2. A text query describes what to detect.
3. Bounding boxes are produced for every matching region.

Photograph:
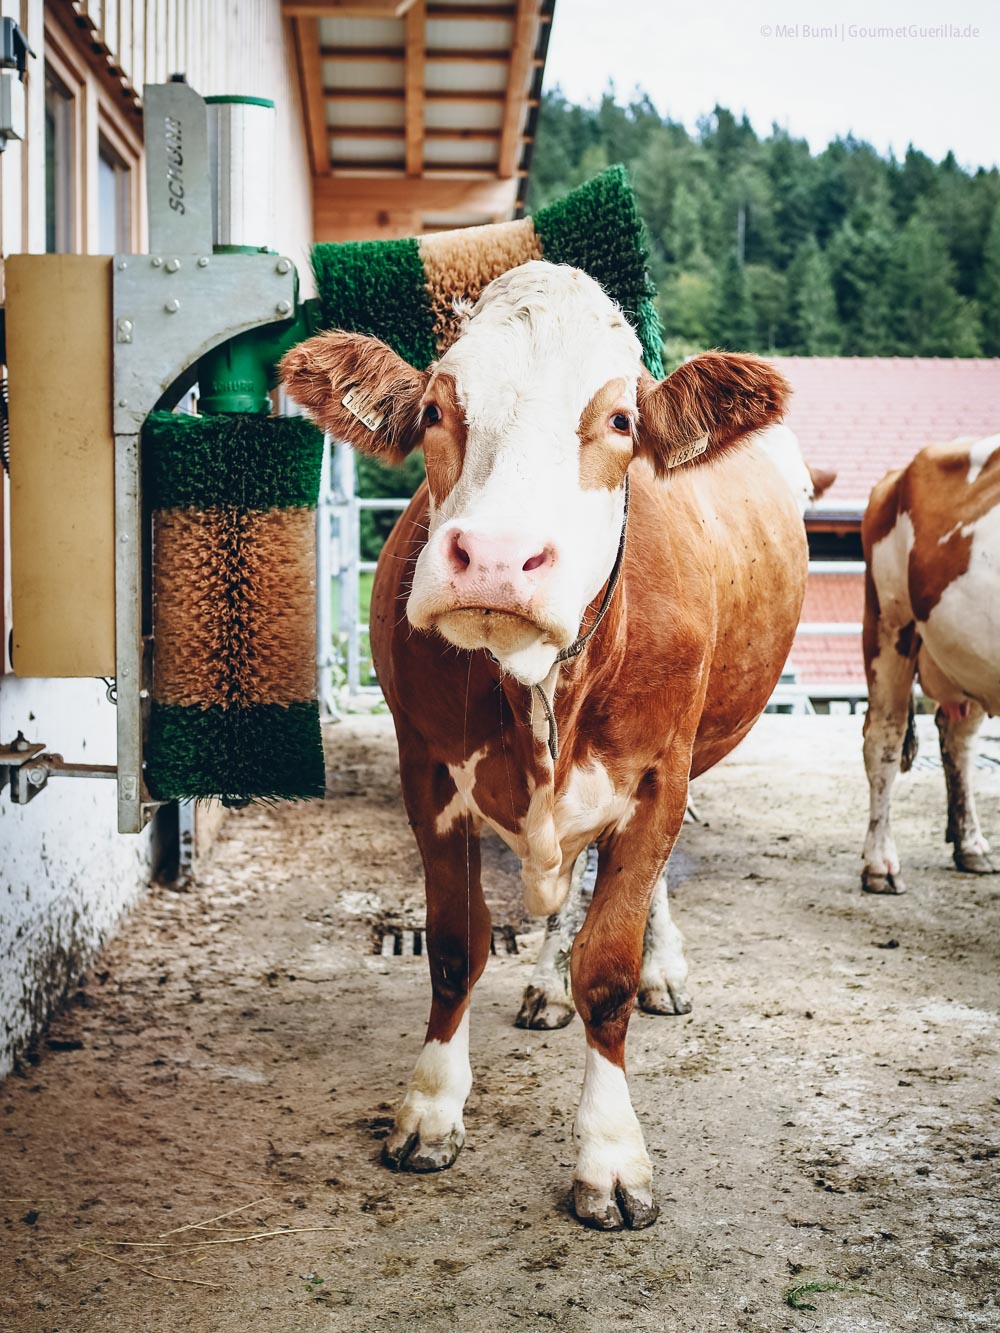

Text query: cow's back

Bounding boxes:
[863,438,1000,714]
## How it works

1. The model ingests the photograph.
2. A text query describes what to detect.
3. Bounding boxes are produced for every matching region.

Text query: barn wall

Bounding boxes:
[0,0,314,1077]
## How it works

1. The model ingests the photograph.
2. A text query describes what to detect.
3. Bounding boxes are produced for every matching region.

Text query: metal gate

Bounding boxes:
[327,439,409,702]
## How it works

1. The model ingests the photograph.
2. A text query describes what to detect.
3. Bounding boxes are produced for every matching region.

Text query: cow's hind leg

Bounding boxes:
[515,845,594,1029]
[383,760,492,1173]
[638,871,692,1015]
[862,602,918,894]
[937,702,996,874]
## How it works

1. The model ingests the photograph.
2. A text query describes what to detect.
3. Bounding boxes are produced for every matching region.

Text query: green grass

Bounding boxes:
[783,1279,886,1312]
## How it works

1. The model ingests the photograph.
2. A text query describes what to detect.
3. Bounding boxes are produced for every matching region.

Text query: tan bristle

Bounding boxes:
[420,218,543,354]
[153,508,317,709]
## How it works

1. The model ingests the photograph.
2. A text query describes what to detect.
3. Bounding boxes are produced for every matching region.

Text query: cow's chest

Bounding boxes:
[434,743,637,916]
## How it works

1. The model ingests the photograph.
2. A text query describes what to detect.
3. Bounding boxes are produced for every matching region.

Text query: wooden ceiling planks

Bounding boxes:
[286,0,553,240]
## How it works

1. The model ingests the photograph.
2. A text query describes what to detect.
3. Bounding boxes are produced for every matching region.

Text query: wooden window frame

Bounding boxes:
[43,12,144,255]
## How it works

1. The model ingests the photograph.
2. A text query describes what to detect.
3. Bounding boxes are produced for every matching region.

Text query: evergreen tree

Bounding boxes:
[887,208,982,356]
[713,250,755,350]
[786,239,841,354]
[978,204,1000,356]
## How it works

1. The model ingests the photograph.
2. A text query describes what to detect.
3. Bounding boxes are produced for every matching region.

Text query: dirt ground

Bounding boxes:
[2,712,998,1333]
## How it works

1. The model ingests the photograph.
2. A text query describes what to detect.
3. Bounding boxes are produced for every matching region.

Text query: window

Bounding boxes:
[98,135,131,254]
[44,72,72,253]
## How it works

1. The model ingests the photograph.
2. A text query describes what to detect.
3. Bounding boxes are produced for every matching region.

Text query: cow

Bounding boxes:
[281,261,809,1230]
[861,436,1000,894]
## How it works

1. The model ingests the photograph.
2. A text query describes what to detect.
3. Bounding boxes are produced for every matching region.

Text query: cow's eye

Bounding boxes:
[424,403,442,426]
[610,412,631,434]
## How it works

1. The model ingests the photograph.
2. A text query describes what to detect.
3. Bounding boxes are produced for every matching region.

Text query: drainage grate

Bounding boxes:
[374,924,519,958]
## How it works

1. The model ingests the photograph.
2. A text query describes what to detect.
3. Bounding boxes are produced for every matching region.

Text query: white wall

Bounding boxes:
[0,0,315,1076]
[0,679,152,1074]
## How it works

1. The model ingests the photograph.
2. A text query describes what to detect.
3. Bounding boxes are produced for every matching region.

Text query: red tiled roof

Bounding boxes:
[800,571,865,623]
[772,357,1000,507]
[788,633,865,685]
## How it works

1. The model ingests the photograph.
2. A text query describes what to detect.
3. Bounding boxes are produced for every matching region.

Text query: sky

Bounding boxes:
[543,0,998,170]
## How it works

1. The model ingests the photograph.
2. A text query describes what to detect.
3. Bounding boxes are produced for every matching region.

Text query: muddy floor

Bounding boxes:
[2,713,998,1333]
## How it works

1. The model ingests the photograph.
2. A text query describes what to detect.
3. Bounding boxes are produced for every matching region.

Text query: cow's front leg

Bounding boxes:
[569,797,686,1230]
[638,871,691,1015]
[383,778,492,1173]
[937,701,995,874]
[516,845,595,1029]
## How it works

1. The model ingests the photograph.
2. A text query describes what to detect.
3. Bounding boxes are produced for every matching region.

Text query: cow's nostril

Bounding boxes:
[451,532,471,568]
[522,550,548,573]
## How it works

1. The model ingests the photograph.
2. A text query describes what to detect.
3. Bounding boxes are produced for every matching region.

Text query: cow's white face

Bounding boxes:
[281,261,791,686]
[406,264,640,684]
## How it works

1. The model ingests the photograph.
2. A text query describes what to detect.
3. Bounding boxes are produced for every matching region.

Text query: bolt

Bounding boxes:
[121,667,130,678]
[275,257,292,274]
[26,766,47,787]
[165,257,181,273]
[117,260,128,271]
[197,256,210,268]
[117,398,128,408]
[151,256,163,268]
[120,533,129,543]
[164,298,180,313]
[276,299,292,316]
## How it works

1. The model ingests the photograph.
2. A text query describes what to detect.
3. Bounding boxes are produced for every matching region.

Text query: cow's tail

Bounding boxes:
[900,695,918,773]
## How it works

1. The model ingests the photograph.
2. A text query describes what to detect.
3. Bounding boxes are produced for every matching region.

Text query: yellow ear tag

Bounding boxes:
[668,433,709,468]
[342,386,385,432]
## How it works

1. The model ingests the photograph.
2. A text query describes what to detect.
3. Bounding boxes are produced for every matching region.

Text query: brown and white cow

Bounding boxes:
[861,436,1000,894]
[282,262,808,1230]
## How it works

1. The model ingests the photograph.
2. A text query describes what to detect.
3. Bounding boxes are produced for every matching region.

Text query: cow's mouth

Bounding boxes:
[435,606,550,656]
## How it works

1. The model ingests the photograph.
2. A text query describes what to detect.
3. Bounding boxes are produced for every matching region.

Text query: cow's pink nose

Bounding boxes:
[446,529,555,582]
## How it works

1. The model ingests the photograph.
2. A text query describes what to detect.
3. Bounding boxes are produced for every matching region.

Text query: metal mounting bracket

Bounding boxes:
[0,732,117,805]
[111,251,299,833]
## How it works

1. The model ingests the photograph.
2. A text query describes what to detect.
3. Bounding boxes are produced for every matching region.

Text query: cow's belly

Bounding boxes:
[918,506,1000,714]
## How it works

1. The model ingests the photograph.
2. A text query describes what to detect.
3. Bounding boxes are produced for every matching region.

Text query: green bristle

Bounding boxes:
[534,165,665,377]
[146,702,326,803]
[310,236,438,369]
[145,412,324,510]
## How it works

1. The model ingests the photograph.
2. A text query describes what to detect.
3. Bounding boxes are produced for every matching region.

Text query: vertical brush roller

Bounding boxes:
[144,412,326,804]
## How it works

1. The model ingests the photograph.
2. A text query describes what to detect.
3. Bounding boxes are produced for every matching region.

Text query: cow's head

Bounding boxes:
[282,262,789,685]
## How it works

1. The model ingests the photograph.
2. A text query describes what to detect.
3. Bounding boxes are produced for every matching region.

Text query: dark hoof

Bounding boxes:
[515,984,575,1030]
[381,1126,463,1173]
[572,1180,659,1231]
[862,869,907,895]
[638,986,693,1016]
[954,850,998,875]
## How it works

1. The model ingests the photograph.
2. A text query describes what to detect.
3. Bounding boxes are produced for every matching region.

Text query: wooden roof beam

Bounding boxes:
[284,0,418,16]
[405,0,426,176]
[498,0,538,178]
[291,18,332,176]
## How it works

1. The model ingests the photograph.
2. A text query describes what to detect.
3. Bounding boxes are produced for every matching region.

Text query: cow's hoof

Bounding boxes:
[381,1124,464,1173]
[862,869,907,895]
[515,984,575,1030]
[572,1180,659,1231]
[638,986,693,1016]
[954,849,998,875]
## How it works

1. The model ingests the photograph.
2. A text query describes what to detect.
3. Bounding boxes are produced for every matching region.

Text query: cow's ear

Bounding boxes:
[279,330,429,463]
[635,352,790,477]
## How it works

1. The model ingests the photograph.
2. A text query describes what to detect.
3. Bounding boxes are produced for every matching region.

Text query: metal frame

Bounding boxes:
[111,250,297,833]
